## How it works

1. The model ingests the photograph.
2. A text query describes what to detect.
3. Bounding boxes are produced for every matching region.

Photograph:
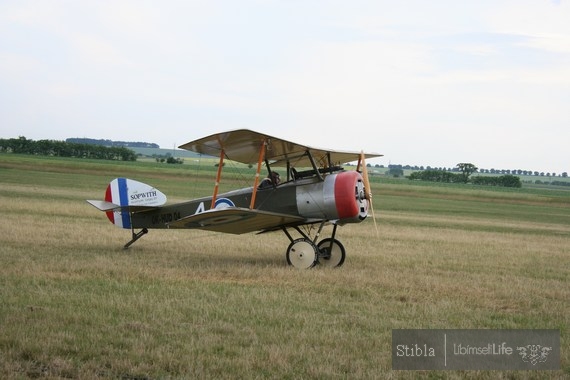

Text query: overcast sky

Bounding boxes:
[1,1,569,173]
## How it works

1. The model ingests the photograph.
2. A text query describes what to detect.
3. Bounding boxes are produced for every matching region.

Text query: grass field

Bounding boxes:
[1,154,569,379]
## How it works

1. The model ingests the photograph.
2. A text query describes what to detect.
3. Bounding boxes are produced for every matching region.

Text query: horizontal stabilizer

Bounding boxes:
[168,207,305,234]
[86,200,120,212]
[86,200,160,213]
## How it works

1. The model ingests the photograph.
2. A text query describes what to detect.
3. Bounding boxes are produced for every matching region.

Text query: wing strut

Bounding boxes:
[306,150,323,181]
[211,149,225,209]
[249,138,267,209]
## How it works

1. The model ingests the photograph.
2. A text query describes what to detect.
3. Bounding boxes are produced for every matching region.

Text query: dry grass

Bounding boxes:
[1,156,569,379]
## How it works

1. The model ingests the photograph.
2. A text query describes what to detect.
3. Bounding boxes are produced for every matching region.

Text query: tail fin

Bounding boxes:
[87,178,167,229]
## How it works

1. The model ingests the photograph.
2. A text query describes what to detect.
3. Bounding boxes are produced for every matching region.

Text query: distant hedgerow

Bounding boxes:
[0,136,137,161]
[470,175,522,188]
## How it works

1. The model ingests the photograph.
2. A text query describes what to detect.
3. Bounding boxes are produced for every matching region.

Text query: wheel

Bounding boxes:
[286,238,318,269]
[317,238,346,267]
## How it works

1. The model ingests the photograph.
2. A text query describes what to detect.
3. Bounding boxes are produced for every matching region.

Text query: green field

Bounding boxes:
[1,154,569,379]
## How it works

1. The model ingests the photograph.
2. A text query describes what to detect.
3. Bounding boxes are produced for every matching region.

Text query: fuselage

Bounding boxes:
[130,170,368,230]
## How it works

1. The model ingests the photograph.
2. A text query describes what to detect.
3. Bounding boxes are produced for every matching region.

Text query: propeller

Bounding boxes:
[359,151,379,237]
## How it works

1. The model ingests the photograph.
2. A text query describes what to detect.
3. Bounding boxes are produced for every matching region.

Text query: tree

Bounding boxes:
[407,169,462,183]
[471,174,522,188]
[387,167,404,177]
[166,156,183,164]
[456,163,478,183]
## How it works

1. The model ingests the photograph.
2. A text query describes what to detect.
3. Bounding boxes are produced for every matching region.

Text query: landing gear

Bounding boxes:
[286,238,318,269]
[317,238,346,268]
[283,223,346,269]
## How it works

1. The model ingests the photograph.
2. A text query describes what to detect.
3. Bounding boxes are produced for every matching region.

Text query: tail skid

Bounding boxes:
[124,228,148,249]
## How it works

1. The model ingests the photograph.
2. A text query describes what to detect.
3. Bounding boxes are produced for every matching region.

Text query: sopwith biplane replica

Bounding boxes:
[87,129,382,269]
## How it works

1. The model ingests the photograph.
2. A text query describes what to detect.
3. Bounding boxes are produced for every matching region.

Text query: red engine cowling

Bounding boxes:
[296,171,368,223]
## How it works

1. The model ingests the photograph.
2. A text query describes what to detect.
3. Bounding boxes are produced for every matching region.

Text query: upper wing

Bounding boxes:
[178,129,382,167]
[168,207,306,234]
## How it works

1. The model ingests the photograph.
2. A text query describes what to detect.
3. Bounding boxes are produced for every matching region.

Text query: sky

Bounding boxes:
[1,1,569,174]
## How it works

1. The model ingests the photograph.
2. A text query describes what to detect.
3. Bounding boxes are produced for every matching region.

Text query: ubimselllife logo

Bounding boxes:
[392,329,559,370]
[517,344,553,366]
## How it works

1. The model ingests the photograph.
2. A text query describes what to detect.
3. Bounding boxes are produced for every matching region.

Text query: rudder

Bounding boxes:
[87,178,167,229]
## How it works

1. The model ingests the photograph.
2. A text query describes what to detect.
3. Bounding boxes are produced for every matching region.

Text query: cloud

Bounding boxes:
[487,0,570,50]
[70,33,134,68]
[520,33,570,54]
[0,52,41,74]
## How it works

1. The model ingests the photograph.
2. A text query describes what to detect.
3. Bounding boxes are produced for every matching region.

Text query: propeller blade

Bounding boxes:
[360,151,379,237]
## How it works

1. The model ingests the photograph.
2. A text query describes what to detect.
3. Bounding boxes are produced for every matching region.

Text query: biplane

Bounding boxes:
[87,129,382,269]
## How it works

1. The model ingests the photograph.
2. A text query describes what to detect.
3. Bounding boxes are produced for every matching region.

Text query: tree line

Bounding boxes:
[0,137,137,161]
[386,164,568,178]
[66,138,159,148]
[407,163,522,188]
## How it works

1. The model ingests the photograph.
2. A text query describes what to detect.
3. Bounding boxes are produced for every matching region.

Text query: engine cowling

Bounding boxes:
[296,171,368,223]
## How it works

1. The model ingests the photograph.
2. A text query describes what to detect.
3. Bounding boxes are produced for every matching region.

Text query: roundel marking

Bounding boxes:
[214,197,235,209]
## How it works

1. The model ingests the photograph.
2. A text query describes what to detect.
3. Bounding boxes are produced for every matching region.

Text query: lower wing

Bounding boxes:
[168,207,306,234]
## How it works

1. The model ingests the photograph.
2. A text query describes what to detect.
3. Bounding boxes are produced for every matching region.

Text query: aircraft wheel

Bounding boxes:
[286,238,318,269]
[317,238,346,267]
